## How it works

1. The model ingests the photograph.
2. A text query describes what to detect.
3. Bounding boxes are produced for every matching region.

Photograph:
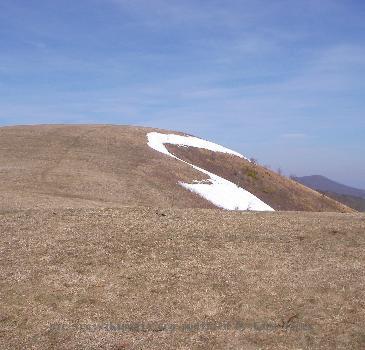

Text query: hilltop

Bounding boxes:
[0,125,353,212]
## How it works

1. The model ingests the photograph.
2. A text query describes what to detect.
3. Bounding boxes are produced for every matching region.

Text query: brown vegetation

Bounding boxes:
[0,208,364,349]
[0,125,213,211]
[0,125,363,349]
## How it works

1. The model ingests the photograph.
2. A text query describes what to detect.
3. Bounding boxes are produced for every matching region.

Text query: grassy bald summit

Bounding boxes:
[0,124,211,210]
[0,124,353,212]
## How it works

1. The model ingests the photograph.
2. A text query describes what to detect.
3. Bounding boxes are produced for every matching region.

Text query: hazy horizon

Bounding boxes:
[1,1,364,187]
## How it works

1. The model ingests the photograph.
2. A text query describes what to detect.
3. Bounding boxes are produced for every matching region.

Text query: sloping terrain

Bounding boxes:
[167,144,352,212]
[0,125,212,211]
[147,132,273,211]
[0,208,364,349]
[0,125,353,212]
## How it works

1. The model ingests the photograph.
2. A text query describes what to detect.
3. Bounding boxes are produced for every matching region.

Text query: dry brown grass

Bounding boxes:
[0,125,213,211]
[0,125,362,349]
[0,207,364,349]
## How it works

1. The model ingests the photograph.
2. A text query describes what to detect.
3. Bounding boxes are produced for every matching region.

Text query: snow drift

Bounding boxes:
[147,132,274,211]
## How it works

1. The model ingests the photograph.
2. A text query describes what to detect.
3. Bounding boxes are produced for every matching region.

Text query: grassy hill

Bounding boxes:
[0,124,353,212]
[1,124,363,349]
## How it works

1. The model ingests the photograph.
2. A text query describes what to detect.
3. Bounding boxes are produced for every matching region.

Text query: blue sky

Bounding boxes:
[1,0,365,187]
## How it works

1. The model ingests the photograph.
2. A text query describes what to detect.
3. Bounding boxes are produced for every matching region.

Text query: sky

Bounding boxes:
[1,0,364,188]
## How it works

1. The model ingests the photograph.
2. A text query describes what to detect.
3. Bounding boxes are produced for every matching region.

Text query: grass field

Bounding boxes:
[1,207,364,349]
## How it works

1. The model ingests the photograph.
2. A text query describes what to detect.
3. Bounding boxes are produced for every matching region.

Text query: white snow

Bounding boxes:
[147,132,248,159]
[147,131,274,211]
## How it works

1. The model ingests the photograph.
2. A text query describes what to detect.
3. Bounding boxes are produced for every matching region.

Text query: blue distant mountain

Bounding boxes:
[294,175,365,198]
[294,175,365,212]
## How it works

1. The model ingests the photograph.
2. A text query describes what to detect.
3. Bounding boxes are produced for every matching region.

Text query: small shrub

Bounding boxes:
[246,168,258,180]
[263,187,275,194]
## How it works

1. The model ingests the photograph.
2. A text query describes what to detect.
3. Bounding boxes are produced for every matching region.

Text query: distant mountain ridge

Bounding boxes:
[293,175,365,199]
[293,175,365,212]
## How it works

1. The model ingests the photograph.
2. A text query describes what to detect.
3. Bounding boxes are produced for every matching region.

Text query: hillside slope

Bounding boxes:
[0,125,352,212]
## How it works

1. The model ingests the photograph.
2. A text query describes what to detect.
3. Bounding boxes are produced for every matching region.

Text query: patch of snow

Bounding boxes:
[147,132,248,159]
[147,132,274,211]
